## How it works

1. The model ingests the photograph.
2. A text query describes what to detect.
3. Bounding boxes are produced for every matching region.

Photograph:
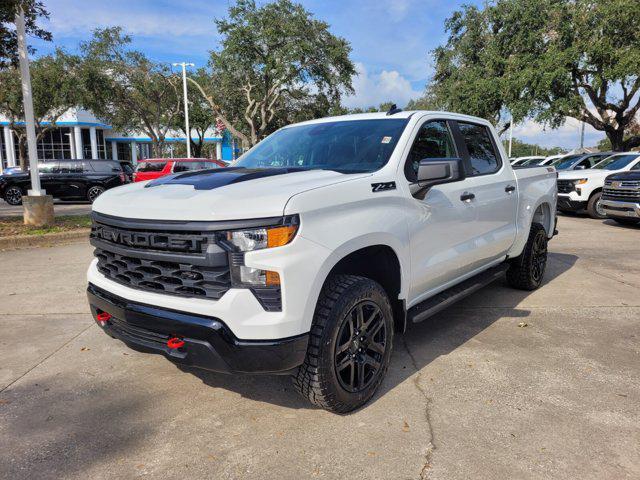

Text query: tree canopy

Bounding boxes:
[0,0,51,68]
[0,50,79,167]
[428,0,640,150]
[190,0,355,147]
[78,27,181,157]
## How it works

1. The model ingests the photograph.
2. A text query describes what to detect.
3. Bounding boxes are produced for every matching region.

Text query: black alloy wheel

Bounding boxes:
[334,300,387,393]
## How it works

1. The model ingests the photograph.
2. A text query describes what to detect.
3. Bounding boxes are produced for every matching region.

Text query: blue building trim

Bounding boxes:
[0,120,112,128]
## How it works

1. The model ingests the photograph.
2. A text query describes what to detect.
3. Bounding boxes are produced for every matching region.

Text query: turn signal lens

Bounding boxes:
[265,271,281,286]
[576,178,589,185]
[267,225,298,248]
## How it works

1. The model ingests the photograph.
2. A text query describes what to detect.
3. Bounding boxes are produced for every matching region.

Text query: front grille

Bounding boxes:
[602,182,640,203]
[557,179,574,194]
[95,248,230,299]
[91,215,232,300]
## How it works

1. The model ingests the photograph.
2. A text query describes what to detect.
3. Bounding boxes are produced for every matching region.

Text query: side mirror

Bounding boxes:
[575,165,586,170]
[417,158,465,187]
[411,158,465,200]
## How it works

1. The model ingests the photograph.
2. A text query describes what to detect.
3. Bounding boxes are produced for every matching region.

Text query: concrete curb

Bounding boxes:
[0,229,90,251]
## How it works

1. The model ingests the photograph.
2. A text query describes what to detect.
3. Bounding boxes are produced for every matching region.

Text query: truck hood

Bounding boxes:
[557,169,613,180]
[605,170,640,181]
[92,167,369,221]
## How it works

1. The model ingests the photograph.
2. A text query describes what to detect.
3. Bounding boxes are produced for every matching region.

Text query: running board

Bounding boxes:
[407,264,509,323]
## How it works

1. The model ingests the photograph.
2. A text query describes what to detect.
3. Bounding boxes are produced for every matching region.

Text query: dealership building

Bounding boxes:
[0,108,236,169]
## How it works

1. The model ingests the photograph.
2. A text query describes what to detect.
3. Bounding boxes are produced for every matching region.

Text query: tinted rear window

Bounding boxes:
[136,162,167,172]
[172,161,218,173]
[91,161,121,173]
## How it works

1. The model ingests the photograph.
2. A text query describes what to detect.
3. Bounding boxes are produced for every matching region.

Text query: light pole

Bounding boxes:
[16,5,53,226]
[173,62,195,158]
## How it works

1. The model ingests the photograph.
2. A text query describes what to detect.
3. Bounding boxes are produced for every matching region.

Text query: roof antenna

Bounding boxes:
[386,103,402,116]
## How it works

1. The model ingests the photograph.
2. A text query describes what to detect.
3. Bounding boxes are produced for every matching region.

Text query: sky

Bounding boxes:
[29,0,605,150]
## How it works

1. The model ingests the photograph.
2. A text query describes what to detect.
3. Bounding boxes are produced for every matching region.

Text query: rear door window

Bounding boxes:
[172,161,216,173]
[136,161,167,172]
[91,161,121,173]
[457,122,501,176]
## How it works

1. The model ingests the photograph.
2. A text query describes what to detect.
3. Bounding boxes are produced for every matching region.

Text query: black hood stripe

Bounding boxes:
[145,167,308,190]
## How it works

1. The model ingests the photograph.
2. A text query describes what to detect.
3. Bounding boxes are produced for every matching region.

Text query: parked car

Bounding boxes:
[2,166,24,175]
[517,156,547,166]
[511,156,544,166]
[538,155,564,166]
[0,159,126,205]
[600,167,640,225]
[133,158,226,182]
[557,152,640,218]
[87,110,557,413]
[552,152,614,171]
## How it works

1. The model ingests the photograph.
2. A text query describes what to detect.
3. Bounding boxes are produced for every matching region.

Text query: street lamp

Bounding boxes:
[172,62,195,158]
[15,5,54,226]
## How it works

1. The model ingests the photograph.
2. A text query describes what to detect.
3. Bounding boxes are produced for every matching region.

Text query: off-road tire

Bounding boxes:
[293,274,394,414]
[586,191,606,219]
[611,217,640,226]
[506,222,548,291]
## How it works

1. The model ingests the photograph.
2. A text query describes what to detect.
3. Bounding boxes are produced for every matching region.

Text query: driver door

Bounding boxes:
[404,120,478,305]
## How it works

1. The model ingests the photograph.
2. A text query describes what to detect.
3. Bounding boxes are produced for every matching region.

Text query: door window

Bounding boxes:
[136,161,167,172]
[173,161,216,173]
[405,120,457,181]
[457,122,501,176]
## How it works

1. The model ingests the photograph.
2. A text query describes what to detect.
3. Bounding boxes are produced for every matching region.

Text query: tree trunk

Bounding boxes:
[606,129,625,152]
[18,137,27,170]
[191,139,203,158]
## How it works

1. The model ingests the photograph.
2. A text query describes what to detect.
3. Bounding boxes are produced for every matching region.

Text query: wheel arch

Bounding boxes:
[532,201,553,236]
[313,240,408,334]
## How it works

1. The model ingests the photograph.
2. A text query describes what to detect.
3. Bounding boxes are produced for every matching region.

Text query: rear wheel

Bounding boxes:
[587,191,606,219]
[293,274,394,414]
[4,186,23,205]
[87,186,105,203]
[507,223,548,291]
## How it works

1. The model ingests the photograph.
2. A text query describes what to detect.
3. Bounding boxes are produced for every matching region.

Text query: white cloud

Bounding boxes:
[386,0,412,21]
[342,63,422,109]
[509,117,606,150]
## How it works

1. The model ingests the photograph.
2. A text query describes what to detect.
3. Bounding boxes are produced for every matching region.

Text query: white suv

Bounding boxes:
[557,153,640,218]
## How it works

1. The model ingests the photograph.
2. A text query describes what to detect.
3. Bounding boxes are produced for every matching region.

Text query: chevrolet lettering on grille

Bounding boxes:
[93,225,205,252]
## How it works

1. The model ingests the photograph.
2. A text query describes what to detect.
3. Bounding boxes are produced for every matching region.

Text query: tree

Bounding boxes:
[0,50,79,168]
[78,27,181,157]
[504,138,566,158]
[429,0,640,150]
[189,0,355,147]
[0,0,51,68]
[171,68,218,158]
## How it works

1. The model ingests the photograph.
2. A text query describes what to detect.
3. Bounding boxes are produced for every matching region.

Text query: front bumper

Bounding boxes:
[600,200,640,219]
[87,283,308,374]
[557,195,586,211]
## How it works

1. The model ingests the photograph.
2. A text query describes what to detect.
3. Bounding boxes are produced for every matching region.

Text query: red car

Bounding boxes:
[133,158,226,182]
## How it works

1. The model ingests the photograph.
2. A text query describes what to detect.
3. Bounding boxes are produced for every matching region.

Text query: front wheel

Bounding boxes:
[507,222,548,290]
[4,186,23,205]
[587,192,606,219]
[87,186,105,203]
[293,274,394,414]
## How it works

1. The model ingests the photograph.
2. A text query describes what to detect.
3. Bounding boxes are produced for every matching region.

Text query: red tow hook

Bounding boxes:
[96,312,111,326]
[167,337,185,350]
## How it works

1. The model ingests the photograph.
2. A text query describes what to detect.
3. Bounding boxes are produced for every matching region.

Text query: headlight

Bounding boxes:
[226,216,299,287]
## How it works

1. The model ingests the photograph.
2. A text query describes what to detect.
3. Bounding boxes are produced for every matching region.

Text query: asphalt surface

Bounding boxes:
[0,200,92,218]
[0,215,638,479]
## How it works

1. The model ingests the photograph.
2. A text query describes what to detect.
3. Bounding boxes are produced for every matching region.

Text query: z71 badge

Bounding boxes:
[371,182,396,192]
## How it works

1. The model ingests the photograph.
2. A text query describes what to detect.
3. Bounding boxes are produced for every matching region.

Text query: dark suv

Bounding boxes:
[0,159,126,205]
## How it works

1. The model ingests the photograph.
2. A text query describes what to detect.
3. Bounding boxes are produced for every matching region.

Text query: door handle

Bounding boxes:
[505,185,516,193]
[460,192,475,202]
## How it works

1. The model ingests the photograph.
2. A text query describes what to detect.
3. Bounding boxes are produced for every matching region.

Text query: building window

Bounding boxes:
[96,129,107,159]
[117,142,131,162]
[81,128,92,159]
[36,127,72,160]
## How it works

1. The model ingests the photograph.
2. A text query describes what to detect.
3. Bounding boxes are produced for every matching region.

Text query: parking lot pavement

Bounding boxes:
[0,216,638,480]
[0,200,92,218]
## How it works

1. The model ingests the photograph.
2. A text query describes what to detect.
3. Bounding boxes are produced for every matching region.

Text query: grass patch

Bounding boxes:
[0,215,91,237]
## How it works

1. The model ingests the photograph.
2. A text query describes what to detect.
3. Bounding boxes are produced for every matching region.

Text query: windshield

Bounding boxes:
[553,155,582,170]
[233,119,408,173]
[593,154,640,170]
[521,158,542,166]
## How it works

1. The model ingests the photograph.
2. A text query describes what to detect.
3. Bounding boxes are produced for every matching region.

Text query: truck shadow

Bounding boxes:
[183,252,578,412]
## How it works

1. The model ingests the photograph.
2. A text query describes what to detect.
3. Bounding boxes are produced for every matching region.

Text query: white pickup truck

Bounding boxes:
[87,110,557,413]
